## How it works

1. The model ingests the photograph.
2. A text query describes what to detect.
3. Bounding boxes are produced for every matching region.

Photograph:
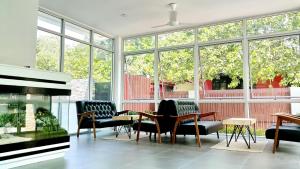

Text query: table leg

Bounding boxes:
[226,125,228,147]
[248,126,251,149]
[254,123,256,143]
[227,125,237,147]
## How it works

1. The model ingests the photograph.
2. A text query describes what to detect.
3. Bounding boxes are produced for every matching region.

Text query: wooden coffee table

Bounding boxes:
[223,118,257,149]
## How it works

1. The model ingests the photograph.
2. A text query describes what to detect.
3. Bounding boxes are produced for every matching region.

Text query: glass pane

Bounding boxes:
[36,30,60,71]
[123,103,155,113]
[249,103,292,135]
[159,48,194,99]
[64,39,89,100]
[92,48,112,101]
[199,43,243,99]
[124,53,154,100]
[200,103,245,134]
[0,94,68,145]
[124,36,154,52]
[65,22,90,42]
[158,29,194,48]
[249,36,300,99]
[93,33,113,50]
[198,21,242,42]
[247,11,300,35]
[38,12,61,33]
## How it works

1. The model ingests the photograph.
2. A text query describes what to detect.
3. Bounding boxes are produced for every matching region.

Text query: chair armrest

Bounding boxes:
[276,114,300,125]
[137,112,163,121]
[116,110,129,116]
[78,112,95,119]
[200,112,217,120]
[171,113,200,122]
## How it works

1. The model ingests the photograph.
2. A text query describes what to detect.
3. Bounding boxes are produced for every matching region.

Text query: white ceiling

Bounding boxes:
[39,0,300,37]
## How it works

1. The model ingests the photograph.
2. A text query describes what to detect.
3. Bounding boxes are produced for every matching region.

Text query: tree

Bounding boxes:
[36,32,60,71]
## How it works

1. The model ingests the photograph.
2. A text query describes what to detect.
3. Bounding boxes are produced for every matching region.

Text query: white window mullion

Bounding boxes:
[194,28,200,107]
[154,34,159,111]
[242,19,250,118]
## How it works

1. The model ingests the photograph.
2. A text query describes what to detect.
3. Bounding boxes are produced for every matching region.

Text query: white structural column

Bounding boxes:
[154,35,159,110]
[113,36,123,111]
[242,19,250,118]
[194,29,200,107]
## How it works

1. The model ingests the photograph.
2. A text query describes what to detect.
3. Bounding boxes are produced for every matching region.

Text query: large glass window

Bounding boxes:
[199,43,243,99]
[36,30,60,71]
[124,36,155,52]
[249,36,300,99]
[247,11,300,35]
[92,48,112,100]
[198,21,242,42]
[64,39,90,100]
[123,103,155,113]
[37,12,61,33]
[65,22,90,42]
[158,29,194,48]
[159,48,194,99]
[124,53,154,100]
[93,33,113,50]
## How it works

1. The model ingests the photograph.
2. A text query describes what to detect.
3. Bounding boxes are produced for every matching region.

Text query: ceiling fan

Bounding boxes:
[152,3,191,28]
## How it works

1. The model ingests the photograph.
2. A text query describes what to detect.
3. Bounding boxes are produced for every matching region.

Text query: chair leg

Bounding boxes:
[273,118,281,153]
[149,132,152,140]
[194,115,201,147]
[77,128,80,138]
[276,140,280,148]
[93,122,96,139]
[216,131,219,139]
[154,119,162,143]
[77,116,84,138]
[136,114,142,143]
[172,120,180,144]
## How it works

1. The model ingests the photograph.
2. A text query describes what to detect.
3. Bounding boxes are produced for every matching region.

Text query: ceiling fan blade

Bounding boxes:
[152,24,169,28]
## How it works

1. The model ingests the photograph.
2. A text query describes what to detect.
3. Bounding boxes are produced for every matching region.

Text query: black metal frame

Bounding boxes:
[225,123,256,149]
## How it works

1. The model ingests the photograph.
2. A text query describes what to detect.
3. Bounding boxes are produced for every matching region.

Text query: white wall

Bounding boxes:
[0,0,38,68]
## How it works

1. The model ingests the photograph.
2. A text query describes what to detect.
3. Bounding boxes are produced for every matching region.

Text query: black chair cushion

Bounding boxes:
[176,120,223,135]
[78,118,133,128]
[265,124,300,142]
[132,121,170,133]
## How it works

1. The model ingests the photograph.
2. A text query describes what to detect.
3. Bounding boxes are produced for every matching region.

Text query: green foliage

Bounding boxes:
[35,108,60,132]
[36,11,300,90]
[249,36,300,86]
[160,49,194,84]
[198,22,242,42]
[220,125,265,136]
[36,32,60,71]
[200,43,243,88]
[125,53,154,77]
[93,48,112,82]
[64,42,90,79]
[247,12,300,35]
[158,29,194,47]
[124,36,154,52]
[0,112,25,128]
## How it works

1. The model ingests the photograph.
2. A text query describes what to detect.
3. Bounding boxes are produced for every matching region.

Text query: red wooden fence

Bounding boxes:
[123,74,292,130]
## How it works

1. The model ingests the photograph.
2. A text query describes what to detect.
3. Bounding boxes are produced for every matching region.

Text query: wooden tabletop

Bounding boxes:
[112,115,147,121]
[223,118,256,126]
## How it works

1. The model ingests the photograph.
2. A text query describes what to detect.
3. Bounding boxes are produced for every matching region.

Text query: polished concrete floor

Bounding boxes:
[15,129,300,169]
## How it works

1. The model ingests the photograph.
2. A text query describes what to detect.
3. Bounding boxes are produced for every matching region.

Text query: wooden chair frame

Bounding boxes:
[171,111,218,147]
[273,114,300,153]
[77,110,129,139]
[136,112,164,143]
